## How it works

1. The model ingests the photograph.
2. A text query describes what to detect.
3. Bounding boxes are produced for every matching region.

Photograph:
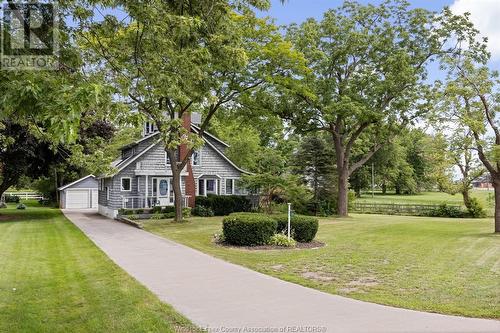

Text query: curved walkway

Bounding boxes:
[63,210,500,333]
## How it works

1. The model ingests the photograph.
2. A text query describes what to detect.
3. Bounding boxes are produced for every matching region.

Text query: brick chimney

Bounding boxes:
[180,112,196,208]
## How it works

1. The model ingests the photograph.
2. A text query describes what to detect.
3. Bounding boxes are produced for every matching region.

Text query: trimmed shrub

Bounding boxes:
[5,195,20,203]
[196,195,251,216]
[16,203,27,210]
[273,214,319,243]
[223,213,277,246]
[269,233,296,247]
[192,205,214,217]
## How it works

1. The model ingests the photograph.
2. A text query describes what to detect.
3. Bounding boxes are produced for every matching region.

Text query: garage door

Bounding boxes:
[66,190,91,209]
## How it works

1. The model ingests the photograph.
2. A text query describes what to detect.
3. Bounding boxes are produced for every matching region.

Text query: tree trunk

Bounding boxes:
[337,168,349,217]
[382,182,387,194]
[171,168,183,222]
[395,184,401,195]
[494,178,500,233]
[461,189,471,209]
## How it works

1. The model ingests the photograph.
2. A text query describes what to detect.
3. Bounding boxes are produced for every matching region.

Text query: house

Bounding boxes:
[58,175,98,209]
[97,113,250,218]
[472,174,493,190]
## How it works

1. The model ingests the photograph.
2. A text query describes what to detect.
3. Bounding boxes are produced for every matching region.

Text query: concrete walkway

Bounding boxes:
[63,210,500,333]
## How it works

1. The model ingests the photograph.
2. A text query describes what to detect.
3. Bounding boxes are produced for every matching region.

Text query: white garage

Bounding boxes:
[58,175,98,209]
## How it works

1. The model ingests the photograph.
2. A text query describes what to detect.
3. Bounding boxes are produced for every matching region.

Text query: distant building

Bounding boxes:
[472,174,493,190]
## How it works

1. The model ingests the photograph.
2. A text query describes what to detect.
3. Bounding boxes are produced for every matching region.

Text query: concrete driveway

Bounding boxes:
[63,210,500,333]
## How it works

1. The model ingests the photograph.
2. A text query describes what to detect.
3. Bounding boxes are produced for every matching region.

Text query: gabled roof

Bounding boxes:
[190,126,251,175]
[190,124,230,148]
[58,175,96,191]
[110,125,249,177]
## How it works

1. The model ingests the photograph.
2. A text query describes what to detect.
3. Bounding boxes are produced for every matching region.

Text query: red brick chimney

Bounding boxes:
[180,112,196,208]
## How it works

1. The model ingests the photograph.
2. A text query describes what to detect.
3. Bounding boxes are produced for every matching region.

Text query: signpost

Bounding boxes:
[287,202,291,240]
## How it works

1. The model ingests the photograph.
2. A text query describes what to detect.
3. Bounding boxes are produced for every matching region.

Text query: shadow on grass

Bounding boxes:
[0,207,61,223]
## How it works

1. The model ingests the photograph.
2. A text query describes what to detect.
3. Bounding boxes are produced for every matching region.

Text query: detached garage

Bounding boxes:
[58,175,98,209]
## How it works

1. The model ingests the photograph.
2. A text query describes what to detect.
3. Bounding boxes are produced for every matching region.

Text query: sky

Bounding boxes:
[257,0,500,75]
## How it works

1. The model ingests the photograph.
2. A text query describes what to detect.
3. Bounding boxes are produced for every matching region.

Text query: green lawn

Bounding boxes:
[0,204,197,332]
[143,214,500,319]
[357,190,494,207]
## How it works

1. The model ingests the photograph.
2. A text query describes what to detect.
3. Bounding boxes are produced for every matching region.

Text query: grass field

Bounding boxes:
[143,214,500,319]
[356,190,494,207]
[0,203,196,332]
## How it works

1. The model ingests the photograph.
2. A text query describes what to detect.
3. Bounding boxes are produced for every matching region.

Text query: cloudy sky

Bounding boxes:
[260,0,500,73]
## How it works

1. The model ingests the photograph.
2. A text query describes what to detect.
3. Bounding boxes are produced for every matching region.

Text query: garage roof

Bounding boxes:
[58,175,96,191]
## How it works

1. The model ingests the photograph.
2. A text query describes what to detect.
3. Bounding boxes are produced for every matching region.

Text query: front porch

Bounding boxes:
[121,195,191,209]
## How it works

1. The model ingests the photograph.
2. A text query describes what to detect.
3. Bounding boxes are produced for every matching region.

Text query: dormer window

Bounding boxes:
[144,121,156,136]
[192,149,201,166]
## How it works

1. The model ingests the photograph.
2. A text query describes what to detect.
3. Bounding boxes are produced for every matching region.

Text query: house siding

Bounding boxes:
[193,144,242,195]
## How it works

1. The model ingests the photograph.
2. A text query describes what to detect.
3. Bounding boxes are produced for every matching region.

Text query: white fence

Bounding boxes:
[2,192,44,200]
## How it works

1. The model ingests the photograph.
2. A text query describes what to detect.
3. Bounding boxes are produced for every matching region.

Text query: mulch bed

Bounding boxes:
[215,240,325,251]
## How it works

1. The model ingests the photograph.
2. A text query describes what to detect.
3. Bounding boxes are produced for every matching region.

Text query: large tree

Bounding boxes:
[75,0,304,221]
[439,59,500,232]
[275,0,481,216]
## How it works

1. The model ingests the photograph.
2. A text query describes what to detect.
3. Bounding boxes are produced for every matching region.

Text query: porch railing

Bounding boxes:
[121,195,191,209]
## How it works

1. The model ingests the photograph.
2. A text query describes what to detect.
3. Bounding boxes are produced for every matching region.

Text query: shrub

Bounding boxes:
[151,206,163,214]
[213,232,225,244]
[192,205,214,217]
[162,212,175,219]
[223,213,277,246]
[150,213,163,220]
[429,204,467,218]
[183,207,191,218]
[269,233,296,247]
[467,198,487,218]
[16,203,27,210]
[127,214,138,220]
[38,198,51,206]
[272,214,319,242]
[196,194,251,216]
[5,195,20,203]
[135,209,144,214]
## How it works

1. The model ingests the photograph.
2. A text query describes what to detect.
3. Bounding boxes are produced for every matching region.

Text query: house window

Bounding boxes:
[225,179,233,195]
[99,179,104,191]
[234,179,246,195]
[198,178,219,196]
[105,187,110,200]
[192,149,201,166]
[165,152,171,165]
[121,177,132,191]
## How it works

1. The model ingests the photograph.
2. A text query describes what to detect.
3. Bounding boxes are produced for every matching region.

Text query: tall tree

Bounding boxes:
[275,0,481,216]
[75,0,304,221]
[292,135,336,213]
[439,58,500,232]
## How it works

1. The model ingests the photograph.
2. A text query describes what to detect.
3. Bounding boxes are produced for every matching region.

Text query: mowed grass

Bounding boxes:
[0,204,197,333]
[357,190,493,206]
[143,214,500,319]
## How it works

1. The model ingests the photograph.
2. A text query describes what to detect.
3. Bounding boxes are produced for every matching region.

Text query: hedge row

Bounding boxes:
[195,195,251,216]
[222,213,319,246]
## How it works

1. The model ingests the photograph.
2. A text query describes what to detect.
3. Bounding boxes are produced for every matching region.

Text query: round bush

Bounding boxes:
[273,215,319,243]
[223,213,277,246]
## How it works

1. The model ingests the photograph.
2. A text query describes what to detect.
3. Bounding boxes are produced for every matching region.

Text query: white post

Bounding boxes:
[145,175,149,208]
[287,202,291,240]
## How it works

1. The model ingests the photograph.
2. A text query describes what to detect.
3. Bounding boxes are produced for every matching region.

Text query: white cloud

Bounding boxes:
[451,0,500,60]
